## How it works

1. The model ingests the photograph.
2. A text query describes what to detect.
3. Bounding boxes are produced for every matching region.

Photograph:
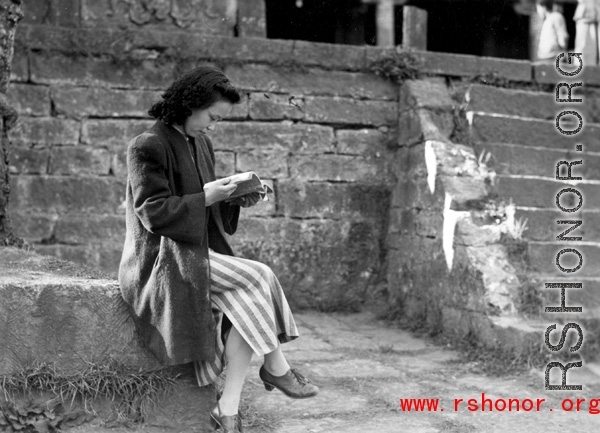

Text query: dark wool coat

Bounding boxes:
[118,120,240,365]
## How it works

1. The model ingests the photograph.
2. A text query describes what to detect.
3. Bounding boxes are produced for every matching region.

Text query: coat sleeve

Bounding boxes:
[219,201,240,235]
[128,135,207,244]
[204,134,240,235]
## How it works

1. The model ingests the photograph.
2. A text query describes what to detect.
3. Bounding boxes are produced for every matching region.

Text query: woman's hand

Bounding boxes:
[204,177,237,207]
[228,192,261,208]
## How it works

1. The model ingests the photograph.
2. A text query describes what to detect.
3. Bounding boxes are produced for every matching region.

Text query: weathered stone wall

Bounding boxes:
[9,10,600,347]
[21,0,262,37]
[8,23,398,310]
[388,77,507,334]
[387,53,600,356]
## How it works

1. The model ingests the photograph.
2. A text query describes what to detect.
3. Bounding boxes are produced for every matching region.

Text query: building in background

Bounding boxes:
[265,0,581,60]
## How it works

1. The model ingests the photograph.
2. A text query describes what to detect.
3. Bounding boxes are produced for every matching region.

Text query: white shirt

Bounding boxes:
[538,11,569,60]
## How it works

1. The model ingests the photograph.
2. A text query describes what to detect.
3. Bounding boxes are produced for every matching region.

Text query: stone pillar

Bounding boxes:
[376,0,395,46]
[237,0,267,37]
[402,5,427,50]
[529,9,543,61]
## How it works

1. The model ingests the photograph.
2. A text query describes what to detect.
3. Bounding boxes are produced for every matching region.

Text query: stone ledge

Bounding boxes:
[534,61,600,87]
[292,39,366,71]
[367,47,533,83]
[19,23,546,87]
[0,247,159,375]
[19,24,295,64]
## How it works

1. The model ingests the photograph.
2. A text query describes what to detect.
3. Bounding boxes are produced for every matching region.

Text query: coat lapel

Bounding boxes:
[154,121,203,192]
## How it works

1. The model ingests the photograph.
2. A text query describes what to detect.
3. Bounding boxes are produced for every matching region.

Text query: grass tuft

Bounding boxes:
[0,358,178,422]
[369,48,422,84]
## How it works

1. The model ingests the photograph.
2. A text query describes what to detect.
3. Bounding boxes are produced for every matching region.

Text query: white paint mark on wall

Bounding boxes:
[443,193,456,270]
[424,140,437,194]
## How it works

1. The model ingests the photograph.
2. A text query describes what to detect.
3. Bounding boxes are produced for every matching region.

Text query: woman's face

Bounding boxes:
[183,99,233,137]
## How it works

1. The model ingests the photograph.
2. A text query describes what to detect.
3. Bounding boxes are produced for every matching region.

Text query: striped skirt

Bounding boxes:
[194,250,299,386]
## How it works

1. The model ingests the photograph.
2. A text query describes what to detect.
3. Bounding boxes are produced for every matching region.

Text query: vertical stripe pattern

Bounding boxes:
[194,250,299,386]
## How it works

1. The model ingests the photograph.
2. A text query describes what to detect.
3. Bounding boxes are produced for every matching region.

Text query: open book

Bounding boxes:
[226,172,273,201]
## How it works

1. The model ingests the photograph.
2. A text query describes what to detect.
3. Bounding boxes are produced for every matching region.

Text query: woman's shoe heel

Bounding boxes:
[210,414,219,430]
[259,366,319,399]
[211,402,241,432]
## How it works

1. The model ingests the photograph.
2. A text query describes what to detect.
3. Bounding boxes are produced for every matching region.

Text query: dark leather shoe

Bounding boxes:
[259,366,319,399]
[210,402,243,432]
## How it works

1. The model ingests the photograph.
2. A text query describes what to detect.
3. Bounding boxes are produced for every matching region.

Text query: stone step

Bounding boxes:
[470,113,600,151]
[474,142,600,180]
[495,175,600,210]
[517,271,600,359]
[514,208,599,243]
[466,84,555,120]
[527,241,600,278]
[442,306,549,360]
[487,315,547,355]
[527,272,600,316]
[465,83,600,124]
[478,313,599,364]
[535,61,600,87]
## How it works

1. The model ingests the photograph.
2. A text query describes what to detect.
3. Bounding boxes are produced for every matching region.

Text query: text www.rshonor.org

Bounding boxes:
[399,394,600,414]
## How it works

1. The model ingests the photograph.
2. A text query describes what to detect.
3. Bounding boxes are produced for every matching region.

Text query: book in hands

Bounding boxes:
[225,172,273,202]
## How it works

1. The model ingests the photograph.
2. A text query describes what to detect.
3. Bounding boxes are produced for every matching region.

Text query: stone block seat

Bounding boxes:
[0,247,213,431]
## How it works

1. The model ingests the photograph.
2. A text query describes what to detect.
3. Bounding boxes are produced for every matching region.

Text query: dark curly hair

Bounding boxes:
[149,66,241,125]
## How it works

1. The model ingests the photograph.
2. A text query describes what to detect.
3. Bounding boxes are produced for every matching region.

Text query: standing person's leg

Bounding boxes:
[575,20,587,53]
[575,21,597,65]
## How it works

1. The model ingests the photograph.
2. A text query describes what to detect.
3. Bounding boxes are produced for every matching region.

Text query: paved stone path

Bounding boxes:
[66,309,600,432]
[239,310,600,433]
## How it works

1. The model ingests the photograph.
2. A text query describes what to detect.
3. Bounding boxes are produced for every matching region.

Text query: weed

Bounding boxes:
[369,48,422,84]
[507,217,528,241]
[470,72,516,89]
[516,280,544,316]
[378,344,395,354]
[0,358,178,423]
[0,399,94,432]
[238,392,279,432]
[442,332,548,376]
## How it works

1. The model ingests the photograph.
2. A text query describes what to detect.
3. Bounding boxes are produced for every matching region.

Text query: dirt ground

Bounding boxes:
[65,309,600,433]
[238,310,600,433]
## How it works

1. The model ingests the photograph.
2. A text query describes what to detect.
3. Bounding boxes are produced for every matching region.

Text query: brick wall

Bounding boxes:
[8,24,398,310]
